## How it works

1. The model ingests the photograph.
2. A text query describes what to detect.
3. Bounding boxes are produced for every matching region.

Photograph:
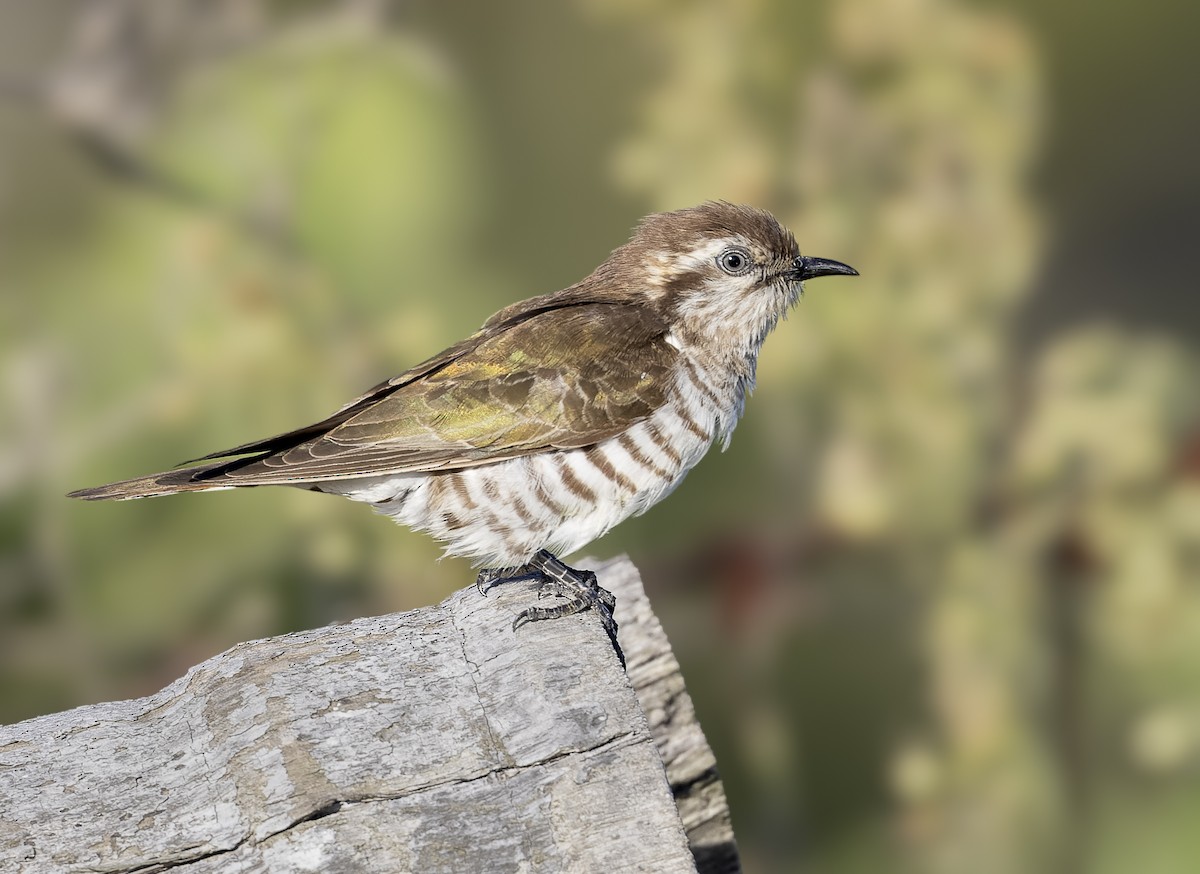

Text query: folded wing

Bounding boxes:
[70,301,675,499]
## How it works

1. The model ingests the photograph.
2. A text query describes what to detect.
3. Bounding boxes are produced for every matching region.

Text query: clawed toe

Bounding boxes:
[474,570,496,597]
[475,563,536,597]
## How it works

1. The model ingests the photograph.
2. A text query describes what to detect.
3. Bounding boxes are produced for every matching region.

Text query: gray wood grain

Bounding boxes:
[0,556,735,873]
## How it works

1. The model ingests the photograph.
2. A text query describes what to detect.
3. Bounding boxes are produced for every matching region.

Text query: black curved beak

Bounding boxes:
[792,255,858,281]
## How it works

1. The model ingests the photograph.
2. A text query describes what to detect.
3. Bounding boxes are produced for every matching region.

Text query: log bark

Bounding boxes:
[0,556,740,874]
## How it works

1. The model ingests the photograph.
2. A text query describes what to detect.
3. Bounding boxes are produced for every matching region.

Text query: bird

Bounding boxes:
[69,201,857,659]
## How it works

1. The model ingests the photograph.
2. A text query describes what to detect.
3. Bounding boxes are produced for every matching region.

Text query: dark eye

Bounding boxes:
[716,247,753,275]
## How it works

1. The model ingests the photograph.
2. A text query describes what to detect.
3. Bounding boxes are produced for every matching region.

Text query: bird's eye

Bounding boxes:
[716,248,753,275]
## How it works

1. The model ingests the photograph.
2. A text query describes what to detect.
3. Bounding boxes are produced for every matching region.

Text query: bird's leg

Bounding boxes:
[514,550,624,667]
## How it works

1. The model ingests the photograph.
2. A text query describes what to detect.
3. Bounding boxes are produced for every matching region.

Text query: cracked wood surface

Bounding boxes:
[0,556,734,873]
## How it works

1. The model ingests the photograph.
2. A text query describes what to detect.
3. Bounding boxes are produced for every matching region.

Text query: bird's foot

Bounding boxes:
[503,550,623,668]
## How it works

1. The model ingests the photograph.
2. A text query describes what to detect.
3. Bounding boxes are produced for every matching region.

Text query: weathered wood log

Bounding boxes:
[0,556,740,874]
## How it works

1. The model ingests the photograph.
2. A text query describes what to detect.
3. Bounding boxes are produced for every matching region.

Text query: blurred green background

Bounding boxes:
[2,0,1198,871]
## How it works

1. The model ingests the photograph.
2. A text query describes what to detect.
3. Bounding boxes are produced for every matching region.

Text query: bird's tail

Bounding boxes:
[67,458,255,501]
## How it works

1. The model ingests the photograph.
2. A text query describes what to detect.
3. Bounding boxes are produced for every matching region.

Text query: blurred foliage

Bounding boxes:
[1,1,1198,872]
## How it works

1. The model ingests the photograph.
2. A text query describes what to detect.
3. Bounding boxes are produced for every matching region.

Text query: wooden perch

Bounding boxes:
[0,556,740,874]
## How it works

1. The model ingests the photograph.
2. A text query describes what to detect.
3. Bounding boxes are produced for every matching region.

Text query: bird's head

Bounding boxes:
[599,201,857,359]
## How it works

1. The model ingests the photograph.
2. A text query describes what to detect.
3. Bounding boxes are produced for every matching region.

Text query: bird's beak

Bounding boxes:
[791,255,859,281]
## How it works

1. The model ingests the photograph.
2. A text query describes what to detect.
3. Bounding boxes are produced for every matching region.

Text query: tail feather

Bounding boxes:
[67,457,263,501]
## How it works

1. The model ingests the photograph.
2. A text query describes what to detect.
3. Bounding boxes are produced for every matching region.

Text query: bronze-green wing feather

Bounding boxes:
[70,299,676,499]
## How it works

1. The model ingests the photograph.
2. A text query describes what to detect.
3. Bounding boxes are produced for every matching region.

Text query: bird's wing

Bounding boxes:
[219,304,675,484]
[71,301,676,498]
[186,282,657,463]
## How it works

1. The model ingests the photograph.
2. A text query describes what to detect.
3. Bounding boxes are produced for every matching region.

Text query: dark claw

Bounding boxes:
[474,570,496,597]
